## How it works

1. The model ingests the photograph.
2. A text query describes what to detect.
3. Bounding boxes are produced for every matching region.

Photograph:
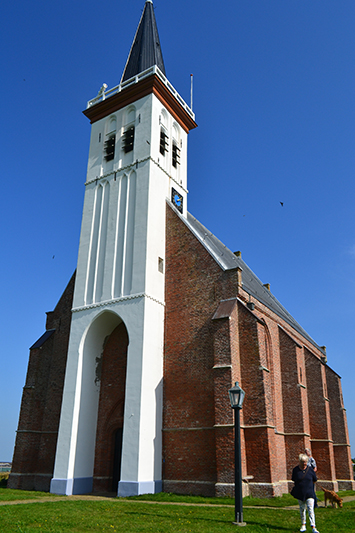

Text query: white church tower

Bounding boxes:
[50,1,196,496]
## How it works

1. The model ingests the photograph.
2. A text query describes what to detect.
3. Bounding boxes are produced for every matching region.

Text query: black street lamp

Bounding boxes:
[228,381,246,526]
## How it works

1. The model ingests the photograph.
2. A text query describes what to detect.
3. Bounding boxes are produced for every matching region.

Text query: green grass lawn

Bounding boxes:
[0,489,61,502]
[109,489,355,508]
[0,489,354,532]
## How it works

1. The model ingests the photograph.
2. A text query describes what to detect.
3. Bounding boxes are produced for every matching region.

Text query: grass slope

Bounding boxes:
[0,489,354,532]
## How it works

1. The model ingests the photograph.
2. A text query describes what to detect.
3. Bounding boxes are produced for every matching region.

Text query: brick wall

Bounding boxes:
[164,205,225,495]
[163,204,354,496]
[325,366,354,486]
[9,201,354,496]
[8,273,75,491]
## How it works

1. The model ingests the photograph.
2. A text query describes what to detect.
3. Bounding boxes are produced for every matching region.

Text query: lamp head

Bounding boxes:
[228,381,245,409]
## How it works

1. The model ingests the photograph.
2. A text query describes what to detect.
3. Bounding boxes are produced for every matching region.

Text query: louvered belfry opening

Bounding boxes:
[104,136,115,161]
[160,128,168,155]
[172,141,180,168]
[123,126,135,153]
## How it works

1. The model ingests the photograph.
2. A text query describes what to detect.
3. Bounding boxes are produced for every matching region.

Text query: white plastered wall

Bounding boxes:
[51,297,163,495]
[51,88,189,496]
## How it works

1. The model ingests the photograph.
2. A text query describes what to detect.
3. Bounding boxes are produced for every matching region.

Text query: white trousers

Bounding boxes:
[298,498,315,527]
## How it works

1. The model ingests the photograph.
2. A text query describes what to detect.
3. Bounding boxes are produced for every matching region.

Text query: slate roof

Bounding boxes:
[121,0,166,83]
[170,203,325,355]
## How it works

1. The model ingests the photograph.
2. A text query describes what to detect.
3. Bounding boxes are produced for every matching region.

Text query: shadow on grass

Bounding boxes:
[121,507,293,531]
[122,508,229,524]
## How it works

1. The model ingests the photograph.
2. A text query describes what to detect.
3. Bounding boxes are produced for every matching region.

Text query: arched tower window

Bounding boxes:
[159,110,169,156]
[172,123,180,168]
[105,116,117,162]
[123,126,134,153]
[160,128,168,156]
[123,107,135,154]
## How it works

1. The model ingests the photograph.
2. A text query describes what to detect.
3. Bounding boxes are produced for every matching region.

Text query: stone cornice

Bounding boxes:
[83,73,197,134]
[163,426,214,432]
[72,292,165,314]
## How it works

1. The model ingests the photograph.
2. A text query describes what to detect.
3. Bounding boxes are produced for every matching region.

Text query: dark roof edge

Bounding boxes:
[30,329,55,350]
[278,325,303,349]
[167,201,326,357]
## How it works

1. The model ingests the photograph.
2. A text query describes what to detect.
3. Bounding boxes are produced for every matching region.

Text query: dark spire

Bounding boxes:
[121,1,166,83]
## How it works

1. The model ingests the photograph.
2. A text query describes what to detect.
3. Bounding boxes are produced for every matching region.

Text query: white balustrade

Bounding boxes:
[87,66,195,120]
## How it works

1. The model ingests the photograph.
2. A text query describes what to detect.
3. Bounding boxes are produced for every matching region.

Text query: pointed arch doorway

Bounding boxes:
[92,317,129,493]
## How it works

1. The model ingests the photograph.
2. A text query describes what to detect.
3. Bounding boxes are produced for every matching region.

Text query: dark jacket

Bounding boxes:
[291,465,317,501]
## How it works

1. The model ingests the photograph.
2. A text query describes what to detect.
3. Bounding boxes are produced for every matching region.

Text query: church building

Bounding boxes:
[9,1,354,498]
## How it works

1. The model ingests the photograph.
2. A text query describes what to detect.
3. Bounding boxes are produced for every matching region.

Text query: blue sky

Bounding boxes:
[1,0,354,464]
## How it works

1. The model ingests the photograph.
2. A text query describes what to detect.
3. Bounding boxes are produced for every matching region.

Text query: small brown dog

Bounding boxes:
[320,486,343,508]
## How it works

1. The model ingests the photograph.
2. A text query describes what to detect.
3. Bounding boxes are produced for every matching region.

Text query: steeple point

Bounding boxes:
[121,0,165,83]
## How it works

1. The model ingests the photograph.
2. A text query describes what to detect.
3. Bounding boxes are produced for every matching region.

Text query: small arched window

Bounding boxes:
[172,123,181,168]
[123,126,135,153]
[160,127,168,155]
[104,116,117,161]
[159,110,169,156]
[123,107,136,154]
[172,141,180,168]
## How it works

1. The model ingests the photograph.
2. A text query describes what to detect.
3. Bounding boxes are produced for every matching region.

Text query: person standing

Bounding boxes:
[305,448,317,472]
[305,447,318,507]
[291,453,319,533]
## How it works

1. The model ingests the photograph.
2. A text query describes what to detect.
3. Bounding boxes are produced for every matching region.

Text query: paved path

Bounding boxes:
[1,493,354,509]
